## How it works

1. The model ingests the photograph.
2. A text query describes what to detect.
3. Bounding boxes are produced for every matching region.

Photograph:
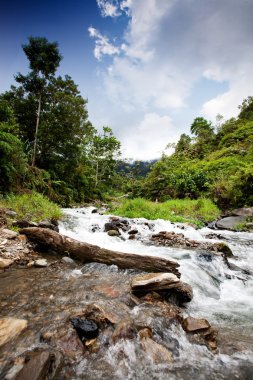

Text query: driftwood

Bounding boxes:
[20,227,180,277]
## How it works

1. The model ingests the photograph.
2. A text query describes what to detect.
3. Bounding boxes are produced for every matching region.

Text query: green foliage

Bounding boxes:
[110,198,220,227]
[139,98,253,209]
[0,192,62,222]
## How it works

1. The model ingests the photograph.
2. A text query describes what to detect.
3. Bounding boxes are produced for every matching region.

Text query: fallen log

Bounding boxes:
[20,227,180,277]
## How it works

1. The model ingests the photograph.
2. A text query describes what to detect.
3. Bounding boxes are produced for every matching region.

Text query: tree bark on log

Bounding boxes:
[20,227,180,277]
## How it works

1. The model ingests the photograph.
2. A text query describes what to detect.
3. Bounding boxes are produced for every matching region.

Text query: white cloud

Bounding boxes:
[121,113,180,160]
[88,0,253,159]
[88,27,120,60]
[96,0,121,18]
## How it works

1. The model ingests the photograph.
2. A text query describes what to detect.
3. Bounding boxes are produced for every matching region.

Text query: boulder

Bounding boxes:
[131,273,193,304]
[128,229,138,235]
[15,350,63,380]
[5,210,17,217]
[141,337,173,364]
[104,222,119,232]
[70,318,99,342]
[0,317,27,347]
[38,220,59,232]
[12,220,38,228]
[2,228,18,239]
[182,316,210,332]
[231,207,253,217]
[216,216,246,230]
[0,258,14,269]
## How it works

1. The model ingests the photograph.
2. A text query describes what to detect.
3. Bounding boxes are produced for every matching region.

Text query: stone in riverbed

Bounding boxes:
[215,216,246,230]
[34,259,48,267]
[0,317,27,347]
[70,318,99,342]
[182,316,210,332]
[2,228,18,239]
[0,258,14,269]
[112,318,137,342]
[61,256,75,264]
[107,229,120,237]
[15,350,63,380]
[131,273,193,305]
[141,337,173,364]
[231,207,253,217]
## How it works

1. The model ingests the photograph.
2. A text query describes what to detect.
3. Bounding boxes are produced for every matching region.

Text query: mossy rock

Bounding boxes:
[214,242,233,257]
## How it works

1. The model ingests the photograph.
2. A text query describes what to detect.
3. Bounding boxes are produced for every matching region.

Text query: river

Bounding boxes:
[1,207,253,379]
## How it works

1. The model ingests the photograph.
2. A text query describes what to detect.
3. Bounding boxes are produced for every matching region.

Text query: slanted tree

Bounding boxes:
[16,37,62,166]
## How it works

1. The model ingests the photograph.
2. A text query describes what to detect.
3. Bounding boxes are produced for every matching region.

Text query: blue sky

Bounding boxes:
[1,0,252,159]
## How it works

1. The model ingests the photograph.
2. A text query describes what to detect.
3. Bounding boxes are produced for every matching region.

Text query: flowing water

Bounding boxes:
[0,207,253,379]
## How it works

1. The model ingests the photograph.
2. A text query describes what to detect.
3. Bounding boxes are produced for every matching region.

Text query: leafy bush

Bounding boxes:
[0,192,62,222]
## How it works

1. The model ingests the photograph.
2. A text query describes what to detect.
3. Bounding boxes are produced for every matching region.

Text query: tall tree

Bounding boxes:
[16,37,62,166]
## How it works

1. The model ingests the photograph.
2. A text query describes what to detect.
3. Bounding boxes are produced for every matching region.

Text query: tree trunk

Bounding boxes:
[20,227,180,277]
[32,93,42,167]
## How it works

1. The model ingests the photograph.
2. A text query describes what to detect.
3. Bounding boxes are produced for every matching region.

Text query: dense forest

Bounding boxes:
[0,37,253,210]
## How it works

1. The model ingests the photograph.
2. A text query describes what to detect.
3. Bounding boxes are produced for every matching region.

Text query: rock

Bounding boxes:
[12,220,38,228]
[107,229,120,237]
[246,222,253,229]
[91,208,98,214]
[38,220,59,232]
[216,216,246,230]
[0,317,27,347]
[5,210,17,217]
[112,319,137,342]
[15,350,63,380]
[131,273,180,292]
[104,222,119,232]
[61,256,75,264]
[131,273,192,305]
[182,317,210,332]
[212,242,233,257]
[141,337,173,364]
[128,235,135,240]
[0,258,14,268]
[231,207,253,217]
[138,327,153,339]
[70,318,99,342]
[34,259,48,267]
[128,229,138,235]
[2,228,18,239]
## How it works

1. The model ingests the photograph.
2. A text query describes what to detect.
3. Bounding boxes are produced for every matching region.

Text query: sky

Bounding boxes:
[1,0,253,160]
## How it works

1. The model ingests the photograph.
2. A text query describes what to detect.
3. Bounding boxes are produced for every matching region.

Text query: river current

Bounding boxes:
[0,207,253,379]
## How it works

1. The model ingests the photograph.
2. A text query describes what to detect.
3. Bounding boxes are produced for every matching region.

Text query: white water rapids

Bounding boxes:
[59,207,253,379]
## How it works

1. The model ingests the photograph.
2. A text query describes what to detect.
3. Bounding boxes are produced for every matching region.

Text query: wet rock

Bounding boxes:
[38,220,59,232]
[93,284,121,298]
[128,229,138,235]
[15,350,63,380]
[12,220,38,228]
[0,257,14,268]
[128,234,136,240]
[141,337,173,364]
[0,317,27,347]
[91,224,100,232]
[4,357,25,380]
[71,317,99,342]
[231,207,253,217]
[216,216,246,230]
[91,208,98,214]
[61,256,75,264]
[213,242,233,257]
[132,273,179,292]
[107,230,120,237]
[112,319,137,342]
[132,273,193,305]
[34,259,48,267]
[2,228,18,239]
[182,316,210,332]
[138,327,153,339]
[18,234,27,245]
[104,222,119,232]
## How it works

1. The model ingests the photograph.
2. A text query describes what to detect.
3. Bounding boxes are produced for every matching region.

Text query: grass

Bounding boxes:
[0,192,62,223]
[109,198,221,227]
